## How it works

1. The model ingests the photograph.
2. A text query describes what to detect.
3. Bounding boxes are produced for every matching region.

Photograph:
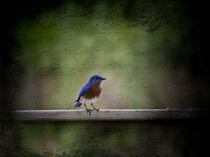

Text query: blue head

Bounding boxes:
[88,74,106,84]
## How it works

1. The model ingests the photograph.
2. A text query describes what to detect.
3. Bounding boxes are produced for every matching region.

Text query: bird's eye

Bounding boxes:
[96,77,98,80]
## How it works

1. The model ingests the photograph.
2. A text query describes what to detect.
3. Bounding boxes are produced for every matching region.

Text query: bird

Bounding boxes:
[74,74,106,115]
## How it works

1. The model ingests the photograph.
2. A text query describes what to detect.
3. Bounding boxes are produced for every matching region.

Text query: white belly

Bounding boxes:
[80,97,98,104]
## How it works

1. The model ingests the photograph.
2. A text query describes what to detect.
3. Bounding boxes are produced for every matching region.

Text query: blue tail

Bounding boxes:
[74,101,82,107]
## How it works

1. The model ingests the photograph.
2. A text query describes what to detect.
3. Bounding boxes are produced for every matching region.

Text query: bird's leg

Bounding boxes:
[91,103,100,112]
[84,104,93,115]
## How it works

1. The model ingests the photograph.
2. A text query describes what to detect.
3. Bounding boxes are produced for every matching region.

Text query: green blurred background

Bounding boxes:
[10,0,209,110]
[1,0,209,156]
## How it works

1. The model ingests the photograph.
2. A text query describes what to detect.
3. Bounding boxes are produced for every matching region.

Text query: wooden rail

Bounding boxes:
[13,109,209,121]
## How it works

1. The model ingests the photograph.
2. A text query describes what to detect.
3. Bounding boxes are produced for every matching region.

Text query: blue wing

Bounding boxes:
[75,84,89,102]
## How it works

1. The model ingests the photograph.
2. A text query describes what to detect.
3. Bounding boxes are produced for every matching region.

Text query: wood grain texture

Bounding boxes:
[12,109,209,121]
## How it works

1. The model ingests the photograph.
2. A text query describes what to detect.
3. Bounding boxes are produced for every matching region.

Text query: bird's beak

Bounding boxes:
[102,77,106,80]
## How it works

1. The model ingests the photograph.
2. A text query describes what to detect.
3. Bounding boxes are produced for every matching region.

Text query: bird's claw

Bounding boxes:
[94,108,100,112]
[85,108,93,115]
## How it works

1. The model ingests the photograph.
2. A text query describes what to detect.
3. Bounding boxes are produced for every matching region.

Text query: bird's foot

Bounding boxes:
[94,108,100,112]
[85,108,93,115]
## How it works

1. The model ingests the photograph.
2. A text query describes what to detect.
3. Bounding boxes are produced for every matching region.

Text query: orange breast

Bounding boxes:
[81,83,102,100]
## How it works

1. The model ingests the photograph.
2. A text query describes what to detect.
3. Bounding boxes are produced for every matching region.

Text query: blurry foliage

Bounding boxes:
[14,121,208,157]
[12,0,205,110]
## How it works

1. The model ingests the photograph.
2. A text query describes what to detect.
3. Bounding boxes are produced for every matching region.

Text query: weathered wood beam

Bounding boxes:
[12,109,209,121]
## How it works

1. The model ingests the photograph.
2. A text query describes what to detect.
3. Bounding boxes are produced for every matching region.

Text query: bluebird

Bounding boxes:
[74,74,106,115]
